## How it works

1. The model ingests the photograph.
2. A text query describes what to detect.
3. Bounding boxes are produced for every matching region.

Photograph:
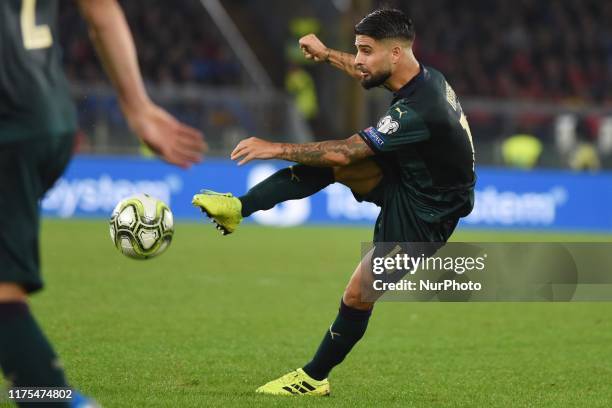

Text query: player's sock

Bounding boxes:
[239,165,334,217]
[302,300,372,381]
[0,302,68,388]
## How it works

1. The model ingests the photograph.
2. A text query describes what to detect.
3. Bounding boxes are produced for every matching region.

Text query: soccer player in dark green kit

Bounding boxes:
[193,9,475,396]
[0,0,205,405]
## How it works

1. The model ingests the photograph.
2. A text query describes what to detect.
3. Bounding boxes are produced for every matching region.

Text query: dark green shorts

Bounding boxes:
[0,134,74,293]
[353,157,458,245]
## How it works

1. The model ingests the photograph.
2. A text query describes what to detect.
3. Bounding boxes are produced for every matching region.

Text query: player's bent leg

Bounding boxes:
[193,160,380,236]
[333,158,383,196]
[193,165,334,235]
[239,165,334,216]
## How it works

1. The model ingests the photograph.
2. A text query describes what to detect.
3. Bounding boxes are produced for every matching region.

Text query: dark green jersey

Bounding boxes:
[358,65,475,222]
[0,0,77,143]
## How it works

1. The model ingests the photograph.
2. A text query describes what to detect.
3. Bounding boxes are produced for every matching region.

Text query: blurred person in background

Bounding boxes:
[285,16,320,124]
[501,133,543,169]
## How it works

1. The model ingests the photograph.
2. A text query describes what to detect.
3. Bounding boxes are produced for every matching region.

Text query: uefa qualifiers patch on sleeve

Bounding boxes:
[361,126,385,150]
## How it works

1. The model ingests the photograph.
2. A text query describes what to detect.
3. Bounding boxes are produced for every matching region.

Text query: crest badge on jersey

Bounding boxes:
[377,115,399,134]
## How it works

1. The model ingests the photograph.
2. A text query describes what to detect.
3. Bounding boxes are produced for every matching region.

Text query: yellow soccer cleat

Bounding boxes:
[192,190,243,235]
[255,368,330,396]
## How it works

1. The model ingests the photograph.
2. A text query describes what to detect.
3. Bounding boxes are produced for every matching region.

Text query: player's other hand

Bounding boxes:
[231,137,280,166]
[299,34,329,62]
[126,103,207,169]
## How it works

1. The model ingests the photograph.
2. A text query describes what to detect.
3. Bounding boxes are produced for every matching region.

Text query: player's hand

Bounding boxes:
[231,137,281,166]
[299,34,330,62]
[125,103,207,169]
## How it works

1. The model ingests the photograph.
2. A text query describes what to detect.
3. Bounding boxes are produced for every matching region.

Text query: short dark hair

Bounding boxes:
[354,9,415,42]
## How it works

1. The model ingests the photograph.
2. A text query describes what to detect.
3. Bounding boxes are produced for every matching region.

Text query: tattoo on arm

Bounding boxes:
[327,49,361,80]
[277,134,374,167]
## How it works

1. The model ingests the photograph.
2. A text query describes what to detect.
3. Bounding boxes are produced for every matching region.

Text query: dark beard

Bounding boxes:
[360,70,391,89]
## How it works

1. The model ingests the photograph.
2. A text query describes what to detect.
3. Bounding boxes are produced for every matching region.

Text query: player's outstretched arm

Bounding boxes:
[299,34,362,80]
[231,135,374,167]
[76,0,207,168]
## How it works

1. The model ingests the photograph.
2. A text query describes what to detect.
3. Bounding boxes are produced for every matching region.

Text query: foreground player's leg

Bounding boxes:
[0,284,100,408]
[0,285,69,398]
[192,165,334,234]
[256,250,377,396]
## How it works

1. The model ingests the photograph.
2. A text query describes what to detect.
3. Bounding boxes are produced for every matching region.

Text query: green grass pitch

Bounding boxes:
[2,220,612,407]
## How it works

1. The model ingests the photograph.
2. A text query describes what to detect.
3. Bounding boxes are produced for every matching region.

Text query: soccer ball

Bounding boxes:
[109,194,174,260]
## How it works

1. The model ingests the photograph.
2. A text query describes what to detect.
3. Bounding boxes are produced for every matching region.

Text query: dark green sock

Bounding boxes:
[302,300,372,381]
[239,165,334,217]
[0,302,68,390]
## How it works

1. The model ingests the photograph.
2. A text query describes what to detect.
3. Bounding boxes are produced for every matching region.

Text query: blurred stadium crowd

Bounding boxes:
[60,0,241,86]
[58,0,612,169]
[60,0,612,104]
[413,0,612,104]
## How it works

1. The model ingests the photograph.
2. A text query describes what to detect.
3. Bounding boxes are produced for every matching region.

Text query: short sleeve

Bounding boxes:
[358,103,429,153]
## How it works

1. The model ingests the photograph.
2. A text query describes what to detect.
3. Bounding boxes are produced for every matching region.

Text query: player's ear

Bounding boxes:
[390,44,402,63]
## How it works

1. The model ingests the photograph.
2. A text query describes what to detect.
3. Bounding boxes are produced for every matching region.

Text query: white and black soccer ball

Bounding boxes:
[109,194,174,260]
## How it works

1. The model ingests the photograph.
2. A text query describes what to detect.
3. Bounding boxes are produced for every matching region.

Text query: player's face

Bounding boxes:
[354,35,393,89]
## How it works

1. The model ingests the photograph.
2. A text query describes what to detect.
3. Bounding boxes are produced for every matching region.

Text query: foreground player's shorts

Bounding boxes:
[0,133,74,293]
